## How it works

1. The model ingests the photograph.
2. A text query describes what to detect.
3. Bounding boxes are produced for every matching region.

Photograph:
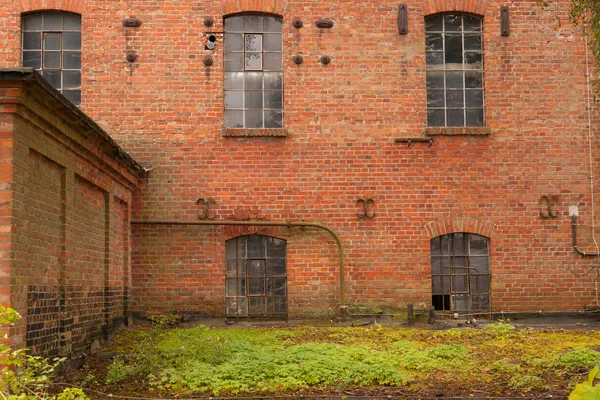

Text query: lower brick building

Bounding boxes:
[1,0,600,356]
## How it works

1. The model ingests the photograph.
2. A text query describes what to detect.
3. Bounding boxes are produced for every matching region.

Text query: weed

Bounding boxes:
[105,359,136,384]
[553,348,600,373]
[509,375,547,392]
[390,341,469,372]
[491,360,521,375]
[486,319,515,336]
[148,312,179,328]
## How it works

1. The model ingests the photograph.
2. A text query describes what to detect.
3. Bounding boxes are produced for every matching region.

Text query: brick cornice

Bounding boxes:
[223,0,283,16]
[17,0,85,14]
[424,217,496,239]
[422,0,490,16]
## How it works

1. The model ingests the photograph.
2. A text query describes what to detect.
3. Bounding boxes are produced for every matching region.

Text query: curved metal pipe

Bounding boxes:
[572,215,600,256]
[131,220,346,307]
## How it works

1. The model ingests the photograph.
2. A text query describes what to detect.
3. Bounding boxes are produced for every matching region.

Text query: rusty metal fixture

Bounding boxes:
[397,3,408,35]
[319,55,331,64]
[122,17,142,28]
[315,19,334,29]
[394,137,433,147]
[126,51,138,62]
[203,55,214,66]
[292,18,303,28]
[539,195,559,218]
[293,55,304,65]
[572,215,600,256]
[204,17,214,27]
[356,198,375,219]
[196,198,215,220]
[130,219,348,307]
[501,6,510,36]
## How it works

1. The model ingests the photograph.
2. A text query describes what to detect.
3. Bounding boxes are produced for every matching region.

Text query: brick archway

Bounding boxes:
[422,0,490,16]
[18,0,85,14]
[223,0,283,16]
[424,217,496,239]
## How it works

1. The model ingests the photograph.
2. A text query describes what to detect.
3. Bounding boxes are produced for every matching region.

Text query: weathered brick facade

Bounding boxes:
[1,0,600,342]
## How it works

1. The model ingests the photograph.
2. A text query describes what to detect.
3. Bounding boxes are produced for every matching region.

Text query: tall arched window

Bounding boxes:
[224,14,283,129]
[425,13,484,127]
[22,11,82,106]
[226,235,287,318]
[431,233,490,312]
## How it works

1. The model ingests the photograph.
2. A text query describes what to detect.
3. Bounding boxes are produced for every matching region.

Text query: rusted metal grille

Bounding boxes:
[431,233,490,313]
[226,235,287,318]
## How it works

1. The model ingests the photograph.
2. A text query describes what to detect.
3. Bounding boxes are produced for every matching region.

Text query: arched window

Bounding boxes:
[224,14,283,129]
[22,11,82,106]
[431,233,490,312]
[425,13,484,127]
[226,235,287,317]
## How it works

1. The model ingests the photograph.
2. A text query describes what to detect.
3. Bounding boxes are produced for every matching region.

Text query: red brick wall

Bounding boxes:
[2,0,600,317]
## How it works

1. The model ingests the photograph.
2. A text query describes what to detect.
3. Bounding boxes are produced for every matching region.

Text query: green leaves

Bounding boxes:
[569,366,600,400]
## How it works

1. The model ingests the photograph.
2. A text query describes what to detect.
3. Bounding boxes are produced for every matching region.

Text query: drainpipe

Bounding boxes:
[572,215,600,257]
[130,220,347,311]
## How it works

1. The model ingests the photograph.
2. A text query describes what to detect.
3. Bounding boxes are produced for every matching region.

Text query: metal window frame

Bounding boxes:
[425,14,485,127]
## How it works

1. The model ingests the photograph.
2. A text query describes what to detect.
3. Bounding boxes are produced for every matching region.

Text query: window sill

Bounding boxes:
[222,128,288,138]
[425,127,491,136]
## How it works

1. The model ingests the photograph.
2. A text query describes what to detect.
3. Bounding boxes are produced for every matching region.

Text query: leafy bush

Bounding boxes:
[105,358,136,384]
[554,348,600,373]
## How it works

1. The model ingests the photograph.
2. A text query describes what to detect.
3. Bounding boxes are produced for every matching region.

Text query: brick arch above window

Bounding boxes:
[422,0,489,17]
[220,225,290,242]
[18,0,86,14]
[223,0,283,16]
[424,217,496,239]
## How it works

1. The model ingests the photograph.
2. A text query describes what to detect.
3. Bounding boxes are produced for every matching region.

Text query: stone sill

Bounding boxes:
[425,127,491,136]
[222,128,288,137]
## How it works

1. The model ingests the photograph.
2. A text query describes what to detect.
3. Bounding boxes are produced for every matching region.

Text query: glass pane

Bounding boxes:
[245,34,262,52]
[441,235,451,254]
[274,297,286,313]
[453,234,465,254]
[22,51,41,69]
[265,91,282,109]
[425,15,443,32]
[43,13,62,30]
[42,70,61,89]
[270,238,286,258]
[23,13,42,30]
[245,90,263,109]
[63,90,80,106]
[63,51,81,69]
[248,278,263,295]
[245,53,262,70]
[63,70,80,89]
[245,15,263,32]
[238,260,246,277]
[23,32,41,50]
[466,109,484,126]
[224,52,243,71]
[465,71,483,88]
[249,297,261,313]
[273,258,286,276]
[264,110,283,128]
[470,235,488,255]
[446,90,464,108]
[264,72,283,89]
[226,259,237,276]
[264,16,282,32]
[444,34,462,66]
[44,33,61,50]
[44,52,61,68]
[447,109,464,126]
[426,52,443,68]
[248,235,261,257]
[464,34,482,51]
[237,236,247,258]
[426,71,443,89]
[446,71,463,88]
[63,13,81,31]
[464,15,482,32]
[263,53,282,71]
[425,33,442,51]
[464,52,482,69]
[244,72,262,90]
[238,297,248,314]
[465,90,483,107]
[427,90,444,107]
[264,34,282,51]
[63,32,81,50]
[444,14,462,31]
[453,294,467,310]
[427,109,444,127]
[245,110,263,128]
[224,16,244,32]
[225,110,243,128]
[226,278,237,296]
[224,91,243,109]
[431,256,442,275]
[432,276,442,293]
[470,256,489,274]
[273,278,286,295]
[225,72,244,90]
[239,278,246,296]
[431,237,441,255]
[225,33,243,52]
[226,298,237,314]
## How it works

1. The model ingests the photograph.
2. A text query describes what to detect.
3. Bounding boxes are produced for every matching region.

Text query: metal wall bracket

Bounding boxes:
[398,3,408,35]
[394,138,433,147]
[196,198,216,219]
[316,19,334,29]
[501,6,510,36]
[123,17,142,28]
[357,198,375,219]
[539,195,558,218]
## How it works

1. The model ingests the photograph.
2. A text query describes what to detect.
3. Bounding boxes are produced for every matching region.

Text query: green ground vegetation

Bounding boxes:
[65,321,600,398]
